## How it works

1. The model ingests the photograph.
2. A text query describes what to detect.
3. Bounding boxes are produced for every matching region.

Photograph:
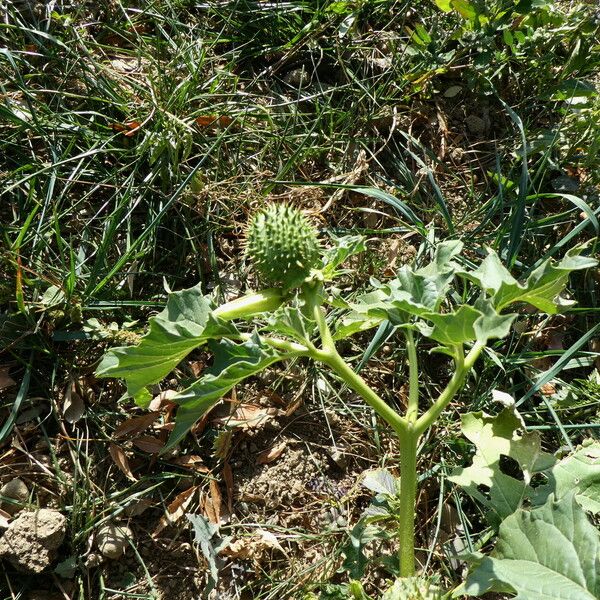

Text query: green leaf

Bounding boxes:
[362,469,398,497]
[382,576,444,600]
[449,408,555,524]
[322,234,367,278]
[345,242,463,325]
[472,296,517,343]
[416,240,463,296]
[333,310,384,341]
[459,250,518,299]
[533,441,600,514]
[187,513,230,597]
[434,0,452,12]
[451,0,477,20]
[265,304,315,343]
[350,269,440,323]
[340,519,390,580]
[461,247,597,313]
[96,284,237,406]
[165,333,292,450]
[421,305,479,345]
[464,493,600,599]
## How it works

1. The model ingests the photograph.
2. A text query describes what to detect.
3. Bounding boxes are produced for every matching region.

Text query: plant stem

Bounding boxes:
[238,332,310,355]
[398,428,418,576]
[405,329,419,423]
[307,297,484,578]
[414,342,484,437]
[319,347,408,438]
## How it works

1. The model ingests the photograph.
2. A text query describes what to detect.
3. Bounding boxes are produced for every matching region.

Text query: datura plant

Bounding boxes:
[97,204,596,579]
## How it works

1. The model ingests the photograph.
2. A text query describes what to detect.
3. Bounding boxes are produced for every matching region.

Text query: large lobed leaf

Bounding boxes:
[164,333,293,450]
[96,285,237,406]
[463,492,600,600]
[449,408,555,525]
[532,440,600,514]
[460,246,596,313]
[338,243,594,348]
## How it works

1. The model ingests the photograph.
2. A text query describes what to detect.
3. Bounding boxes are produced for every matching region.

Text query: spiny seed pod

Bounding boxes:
[246,204,320,288]
[382,576,444,600]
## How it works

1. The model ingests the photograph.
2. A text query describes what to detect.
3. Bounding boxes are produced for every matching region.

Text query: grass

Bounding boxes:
[1,0,599,598]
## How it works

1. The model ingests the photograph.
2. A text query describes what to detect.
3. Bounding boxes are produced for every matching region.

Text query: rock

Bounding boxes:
[95,524,133,559]
[0,478,29,515]
[465,114,486,135]
[0,509,66,572]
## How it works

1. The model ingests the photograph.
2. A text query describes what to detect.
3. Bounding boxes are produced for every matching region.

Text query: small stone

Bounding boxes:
[0,509,66,573]
[84,552,104,569]
[551,175,579,193]
[336,514,348,528]
[95,524,133,559]
[444,85,462,98]
[283,67,310,87]
[465,114,485,135]
[1,478,29,515]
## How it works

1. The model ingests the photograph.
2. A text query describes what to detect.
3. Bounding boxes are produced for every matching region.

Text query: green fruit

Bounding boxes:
[246,204,320,288]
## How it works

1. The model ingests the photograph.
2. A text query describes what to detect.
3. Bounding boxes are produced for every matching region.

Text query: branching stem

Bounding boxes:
[414,342,484,437]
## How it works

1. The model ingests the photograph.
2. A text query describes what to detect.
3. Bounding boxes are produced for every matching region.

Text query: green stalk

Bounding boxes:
[319,347,408,438]
[414,342,484,437]
[405,329,419,424]
[213,288,284,321]
[398,428,418,576]
[301,286,483,576]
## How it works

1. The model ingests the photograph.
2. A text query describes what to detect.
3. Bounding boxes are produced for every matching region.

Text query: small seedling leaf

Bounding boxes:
[187,513,231,597]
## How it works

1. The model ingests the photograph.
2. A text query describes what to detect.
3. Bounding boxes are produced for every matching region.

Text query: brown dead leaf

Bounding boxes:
[132,435,165,454]
[111,120,141,137]
[256,440,287,465]
[382,238,403,277]
[202,480,223,525]
[0,367,16,392]
[114,412,161,439]
[284,397,303,417]
[63,379,85,424]
[540,382,557,396]
[188,360,204,377]
[170,454,209,473]
[212,403,276,430]
[108,443,137,481]
[148,390,178,412]
[152,485,198,537]
[196,115,233,128]
[222,462,234,514]
[222,529,286,562]
[212,429,233,460]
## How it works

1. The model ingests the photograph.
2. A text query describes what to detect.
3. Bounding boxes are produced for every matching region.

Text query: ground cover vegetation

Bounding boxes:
[1,1,599,599]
